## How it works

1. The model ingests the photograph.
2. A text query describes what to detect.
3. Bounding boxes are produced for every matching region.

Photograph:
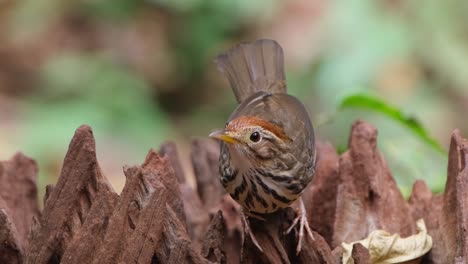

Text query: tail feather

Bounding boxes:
[215,39,287,103]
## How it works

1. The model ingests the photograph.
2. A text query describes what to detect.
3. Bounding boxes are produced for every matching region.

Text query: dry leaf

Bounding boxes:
[342,219,432,264]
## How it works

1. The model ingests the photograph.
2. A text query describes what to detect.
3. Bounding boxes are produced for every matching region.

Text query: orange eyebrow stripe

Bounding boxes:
[227,116,290,141]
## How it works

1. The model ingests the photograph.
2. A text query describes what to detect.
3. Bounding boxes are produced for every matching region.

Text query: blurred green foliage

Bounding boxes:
[339,93,445,154]
[335,93,448,196]
[19,54,171,191]
[0,0,466,197]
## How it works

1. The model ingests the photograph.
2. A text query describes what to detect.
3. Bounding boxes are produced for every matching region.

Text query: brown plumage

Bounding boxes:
[215,39,286,103]
[209,39,316,253]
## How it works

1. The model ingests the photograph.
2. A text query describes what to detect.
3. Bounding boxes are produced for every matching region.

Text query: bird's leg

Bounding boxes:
[241,211,263,252]
[285,198,314,255]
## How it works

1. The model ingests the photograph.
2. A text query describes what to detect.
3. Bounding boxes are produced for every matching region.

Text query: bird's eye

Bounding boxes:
[249,131,261,142]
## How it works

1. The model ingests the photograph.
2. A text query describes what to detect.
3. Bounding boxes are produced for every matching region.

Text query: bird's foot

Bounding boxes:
[241,212,263,252]
[285,198,314,255]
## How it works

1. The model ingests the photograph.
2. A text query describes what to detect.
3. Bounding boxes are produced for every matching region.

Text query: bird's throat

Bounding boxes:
[227,144,252,174]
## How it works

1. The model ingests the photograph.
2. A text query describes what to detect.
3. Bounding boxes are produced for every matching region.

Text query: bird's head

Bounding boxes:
[209,116,291,162]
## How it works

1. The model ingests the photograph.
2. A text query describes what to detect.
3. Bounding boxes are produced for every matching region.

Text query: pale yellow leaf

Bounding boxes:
[342,219,432,264]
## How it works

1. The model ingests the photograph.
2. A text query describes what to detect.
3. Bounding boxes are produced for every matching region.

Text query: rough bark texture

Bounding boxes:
[0,120,466,263]
[0,196,23,264]
[161,141,210,249]
[351,243,371,264]
[0,153,40,247]
[332,121,416,247]
[408,130,468,264]
[303,141,339,245]
[191,139,225,211]
[25,125,115,264]
[159,141,186,183]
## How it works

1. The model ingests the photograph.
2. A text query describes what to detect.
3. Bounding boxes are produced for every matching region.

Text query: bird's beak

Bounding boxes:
[209,130,237,144]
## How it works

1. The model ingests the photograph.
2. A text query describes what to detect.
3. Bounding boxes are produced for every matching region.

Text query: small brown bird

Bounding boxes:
[209,39,316,253]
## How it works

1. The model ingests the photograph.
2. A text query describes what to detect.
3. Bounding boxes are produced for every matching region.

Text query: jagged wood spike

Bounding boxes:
[0,152,40,247]
[25,125,115,264]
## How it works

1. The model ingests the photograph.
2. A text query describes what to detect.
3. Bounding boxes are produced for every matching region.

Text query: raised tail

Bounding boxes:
[215,39,287,103]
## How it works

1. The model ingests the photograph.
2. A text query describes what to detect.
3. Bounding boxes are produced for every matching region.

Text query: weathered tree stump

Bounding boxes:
[0,120,466,263]
[332,121,416,246]
[408,130,468,264]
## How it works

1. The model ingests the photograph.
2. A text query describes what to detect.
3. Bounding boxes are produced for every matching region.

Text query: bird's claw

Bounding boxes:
[285,199,314,255]
[241,213,263,252]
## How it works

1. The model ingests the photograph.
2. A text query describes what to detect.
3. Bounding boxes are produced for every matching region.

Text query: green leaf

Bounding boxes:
[339,93,446,154]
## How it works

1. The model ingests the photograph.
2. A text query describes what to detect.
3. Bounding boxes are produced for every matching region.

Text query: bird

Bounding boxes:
[209,39,316,254]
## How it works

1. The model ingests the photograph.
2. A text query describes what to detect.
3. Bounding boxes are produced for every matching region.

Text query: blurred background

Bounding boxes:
[0,0,466,199]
